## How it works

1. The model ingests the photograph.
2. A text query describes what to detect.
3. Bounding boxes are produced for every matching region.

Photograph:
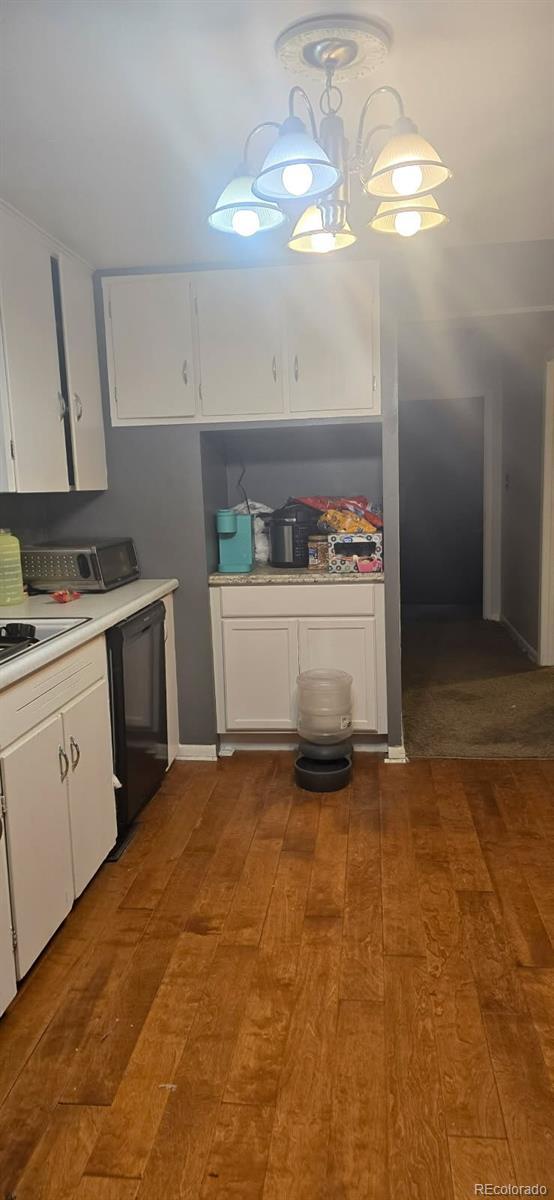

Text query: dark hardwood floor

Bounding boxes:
[1,753,554,1198]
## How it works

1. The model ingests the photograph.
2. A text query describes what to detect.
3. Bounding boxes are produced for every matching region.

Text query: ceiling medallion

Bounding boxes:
[208,14,451,252]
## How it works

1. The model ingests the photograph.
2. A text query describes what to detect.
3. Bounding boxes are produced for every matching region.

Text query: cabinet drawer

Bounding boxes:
[219,583,377,619]
[0,636,107,749]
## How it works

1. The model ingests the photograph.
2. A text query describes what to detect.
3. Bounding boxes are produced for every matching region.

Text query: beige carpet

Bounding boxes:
[402,618,554,758]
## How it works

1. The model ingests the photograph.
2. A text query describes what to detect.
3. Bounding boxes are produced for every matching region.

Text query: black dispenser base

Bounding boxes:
[295,744,352,792]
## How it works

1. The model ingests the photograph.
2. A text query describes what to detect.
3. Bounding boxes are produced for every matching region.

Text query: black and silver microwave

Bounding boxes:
[22,538,140,592]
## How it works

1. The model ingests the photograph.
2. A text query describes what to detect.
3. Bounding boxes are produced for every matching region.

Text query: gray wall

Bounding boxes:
[29,423,218,746]
[219,423,382,511]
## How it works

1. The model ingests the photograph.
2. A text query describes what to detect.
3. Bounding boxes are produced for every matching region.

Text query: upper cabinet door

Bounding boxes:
[282,262,379,416]
[105,274,196,421]
[58,254,108,490]
[195,269,285,418]
[0,206,69,492]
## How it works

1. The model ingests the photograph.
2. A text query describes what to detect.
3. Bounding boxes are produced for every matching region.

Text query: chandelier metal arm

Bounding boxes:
[362,122,393,163]
[355,85,405,158]
[242,122,281,171]
[287,85,319,138]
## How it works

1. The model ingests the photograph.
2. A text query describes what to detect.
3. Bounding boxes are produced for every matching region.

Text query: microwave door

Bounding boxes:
[97,541,138,589]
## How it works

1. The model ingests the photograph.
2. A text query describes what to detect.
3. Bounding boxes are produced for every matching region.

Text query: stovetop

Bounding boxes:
[0,617,90,665]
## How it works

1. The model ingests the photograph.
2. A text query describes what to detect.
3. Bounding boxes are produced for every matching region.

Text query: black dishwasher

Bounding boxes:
[106,601,168,846]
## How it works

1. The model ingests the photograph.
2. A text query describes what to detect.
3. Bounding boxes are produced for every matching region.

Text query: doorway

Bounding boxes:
[399,391,554,758]
[400,396,484,620]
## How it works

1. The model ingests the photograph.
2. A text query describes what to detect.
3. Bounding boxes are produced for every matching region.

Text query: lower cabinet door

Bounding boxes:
[222,619,298,730]
[62,679,117,897]
[0,830,17,1015]
[1,713,74,978]
[298,616,387,733]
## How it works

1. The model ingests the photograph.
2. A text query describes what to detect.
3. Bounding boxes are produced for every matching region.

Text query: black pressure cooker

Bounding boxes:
[266,500,320,568]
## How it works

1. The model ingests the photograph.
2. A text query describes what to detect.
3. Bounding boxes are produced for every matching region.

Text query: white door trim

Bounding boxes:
[482,384,503,620]
[539,359,554,664]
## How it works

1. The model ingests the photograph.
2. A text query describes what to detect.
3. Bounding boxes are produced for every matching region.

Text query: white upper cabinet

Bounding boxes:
[0,202,108,493]
[104,262,380,426]
[195,269,285,418]
[0,205,69,492]
[59,253,107,490]
[105,273,197,421]
[282,262,379,415]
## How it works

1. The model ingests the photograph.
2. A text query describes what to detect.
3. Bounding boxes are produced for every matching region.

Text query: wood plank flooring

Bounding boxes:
[1,753,554,1198]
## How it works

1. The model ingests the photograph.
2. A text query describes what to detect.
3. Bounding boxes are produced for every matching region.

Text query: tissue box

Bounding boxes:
[328,532,383,574]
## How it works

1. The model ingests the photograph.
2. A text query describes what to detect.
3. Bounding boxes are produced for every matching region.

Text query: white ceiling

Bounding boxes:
[1,0,553,268]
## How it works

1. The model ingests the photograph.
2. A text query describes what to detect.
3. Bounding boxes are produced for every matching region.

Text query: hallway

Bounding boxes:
[403,618,554,758]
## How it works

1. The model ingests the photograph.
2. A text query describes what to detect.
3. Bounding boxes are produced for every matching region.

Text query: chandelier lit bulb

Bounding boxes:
[231,209,261,237]
[281,162,314,196]
[208,14,452,251]
[391,164,423,196]
[394,209,422,237]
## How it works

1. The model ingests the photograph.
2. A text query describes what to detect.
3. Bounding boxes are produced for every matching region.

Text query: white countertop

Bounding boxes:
[0,579,178,691]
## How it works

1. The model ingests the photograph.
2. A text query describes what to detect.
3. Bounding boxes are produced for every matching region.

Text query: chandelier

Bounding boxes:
[209,14,451,253]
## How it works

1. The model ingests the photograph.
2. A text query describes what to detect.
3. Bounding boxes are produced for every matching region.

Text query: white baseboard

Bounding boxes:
[500,616,538,663]
[217,735,388,755]
[384,744,408,764]
[176,743,218,761]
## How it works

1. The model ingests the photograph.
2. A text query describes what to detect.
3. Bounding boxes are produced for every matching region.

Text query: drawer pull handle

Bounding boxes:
[59,746,69,782]
[272,356,277,383]
[293,355,299,383]
[69,737,81,771]
[182,359,188,386]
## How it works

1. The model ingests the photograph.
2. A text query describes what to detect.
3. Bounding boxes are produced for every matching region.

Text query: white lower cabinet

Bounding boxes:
[0,637,117,998]
[61,680,117,898]
[0,821,17,1014]
[1,713,74,979]
[222,618,298,730]
[211,584,387,736]
[298,616,386,733]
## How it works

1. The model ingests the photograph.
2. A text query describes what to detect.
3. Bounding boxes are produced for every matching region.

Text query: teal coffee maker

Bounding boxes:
[216,509,253,574]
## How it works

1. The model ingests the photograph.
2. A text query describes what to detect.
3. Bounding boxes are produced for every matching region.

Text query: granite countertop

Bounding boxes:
[0,579,178,690]
[209,564,384,586]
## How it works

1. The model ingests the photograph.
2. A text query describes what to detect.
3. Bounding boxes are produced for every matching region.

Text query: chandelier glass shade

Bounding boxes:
[364,128,451,199]
[208,172,286,236]
[288,203,356,253]
[369,193,448,236]
[252,115,342,202]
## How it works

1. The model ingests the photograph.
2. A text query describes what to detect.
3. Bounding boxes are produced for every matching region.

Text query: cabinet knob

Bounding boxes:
[58,745,69,782]
[74,393,83,422]
[182,359,188,386]
[293,355,299,383]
